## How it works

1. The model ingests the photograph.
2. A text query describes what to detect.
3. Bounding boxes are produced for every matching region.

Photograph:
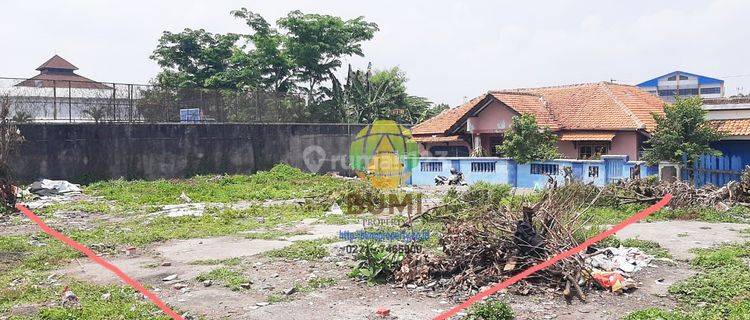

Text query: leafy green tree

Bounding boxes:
[231,8,295,93]
[150,29,243,89]
[277,10,379,105]
[642,97,724,165]
[497,114,559,163]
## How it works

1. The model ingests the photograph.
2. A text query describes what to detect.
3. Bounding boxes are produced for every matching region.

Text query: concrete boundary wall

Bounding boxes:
[10,123,366,183]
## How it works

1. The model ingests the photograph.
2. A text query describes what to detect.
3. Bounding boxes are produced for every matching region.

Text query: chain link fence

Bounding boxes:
[0,77,310,123]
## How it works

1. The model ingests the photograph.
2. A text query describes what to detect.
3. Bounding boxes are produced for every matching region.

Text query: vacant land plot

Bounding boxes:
[1,165,749,320]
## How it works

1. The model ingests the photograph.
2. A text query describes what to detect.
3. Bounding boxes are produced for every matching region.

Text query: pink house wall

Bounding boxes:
[467,100,517,134]
[556,131,640,160]
[610,131,639,160]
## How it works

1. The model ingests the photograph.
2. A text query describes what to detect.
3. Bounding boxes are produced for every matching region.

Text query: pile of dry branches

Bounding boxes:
[603,166,750,208]
[395,179,601,301]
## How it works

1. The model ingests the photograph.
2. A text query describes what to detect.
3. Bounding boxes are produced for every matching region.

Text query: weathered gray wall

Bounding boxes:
[11,123,367,183]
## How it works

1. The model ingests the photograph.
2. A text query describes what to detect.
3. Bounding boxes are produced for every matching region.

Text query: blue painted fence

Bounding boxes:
[680,154,745,187]
[411,155,653,187]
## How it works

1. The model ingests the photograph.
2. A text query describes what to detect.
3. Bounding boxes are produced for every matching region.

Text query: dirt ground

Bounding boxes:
[5,192,749,320]
[43,219,744,320]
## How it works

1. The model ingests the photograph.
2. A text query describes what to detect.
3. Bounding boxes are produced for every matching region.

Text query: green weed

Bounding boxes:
[196,267,250,291]
[466,300,514,320]
[265,239,335,261]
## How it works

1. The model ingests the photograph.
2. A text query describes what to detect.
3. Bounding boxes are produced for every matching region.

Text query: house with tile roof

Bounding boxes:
[411,82,667,161]
[703,97,750,167]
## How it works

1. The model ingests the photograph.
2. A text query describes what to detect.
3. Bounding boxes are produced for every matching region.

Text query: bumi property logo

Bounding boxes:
[349,120,419,190]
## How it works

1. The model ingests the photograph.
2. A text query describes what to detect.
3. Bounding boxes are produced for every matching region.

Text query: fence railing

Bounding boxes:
[0,77,311,123]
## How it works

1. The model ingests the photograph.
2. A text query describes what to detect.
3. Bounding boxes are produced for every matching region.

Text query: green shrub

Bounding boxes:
[464,182,512,206]
[467,300,515,320]
[348,241,404,283]
[622,308,684,320]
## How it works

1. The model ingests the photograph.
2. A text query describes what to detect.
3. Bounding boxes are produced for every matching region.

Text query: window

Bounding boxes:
[471,162,495,173]
[667,76,677,81]
[659,89,677,96]
[420,162,442,172]
[531,163,559,175]
[579,144,608,160]
[488,137,504,156]
[429,146,470,157]
[679,75,688,80]
[588,166,599,178]
[678,88,699,96]
[700,87,721,94]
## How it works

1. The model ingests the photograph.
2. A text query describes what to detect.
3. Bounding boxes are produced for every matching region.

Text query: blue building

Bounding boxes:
[637,71,724,102]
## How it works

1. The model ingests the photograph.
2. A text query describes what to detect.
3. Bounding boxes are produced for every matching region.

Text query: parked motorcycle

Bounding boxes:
[435,168,467,186]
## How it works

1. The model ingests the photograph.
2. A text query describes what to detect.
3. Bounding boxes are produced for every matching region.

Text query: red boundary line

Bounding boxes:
[16,203,184,320]
[434,194,673,320]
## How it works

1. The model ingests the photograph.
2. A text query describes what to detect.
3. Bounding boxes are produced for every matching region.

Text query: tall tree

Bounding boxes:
[231,8,295,93]
[497,114,559,163]
[277,10,379,105]
[150,29,243,89]
[642,97,724,165]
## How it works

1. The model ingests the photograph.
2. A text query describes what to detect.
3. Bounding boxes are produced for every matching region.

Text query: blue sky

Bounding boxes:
[2,0,749,106]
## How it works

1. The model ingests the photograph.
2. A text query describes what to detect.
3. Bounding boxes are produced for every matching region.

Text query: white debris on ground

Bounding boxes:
[27,179,81,196]
[587,247,653,274]
[150,198,308,218]
[15,179,85,209]
[151,203,207,217]
[585,246,654,292]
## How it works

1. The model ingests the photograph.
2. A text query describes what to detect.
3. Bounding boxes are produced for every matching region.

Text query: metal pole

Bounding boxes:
[68,81,72,122]
[112,83,117,122]
[53,80,57,120]
[128,84,133,123]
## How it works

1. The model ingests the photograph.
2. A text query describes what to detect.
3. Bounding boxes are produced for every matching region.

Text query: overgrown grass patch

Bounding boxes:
[196,267,250,291]
[86,164,358,206]
[265,238,336,261]
[0,233,178,318]
[188,257,242,266]
[626,242,750,319]
[690,242,750,269]
[291,277,338,294]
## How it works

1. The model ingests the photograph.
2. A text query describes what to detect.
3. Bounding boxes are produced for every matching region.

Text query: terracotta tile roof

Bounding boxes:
[411,135,465,143]
[488,91,560,130]
[559,131,616,141]
[412,96,485,135]
[711,119,750,136]
[37,55,78,71]
[413,82,666,135]
[16,55,111,89]
[16,74,112,89]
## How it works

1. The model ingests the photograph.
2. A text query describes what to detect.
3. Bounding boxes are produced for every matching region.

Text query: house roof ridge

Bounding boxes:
[599,82,645,129]
[489,81,632,93]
